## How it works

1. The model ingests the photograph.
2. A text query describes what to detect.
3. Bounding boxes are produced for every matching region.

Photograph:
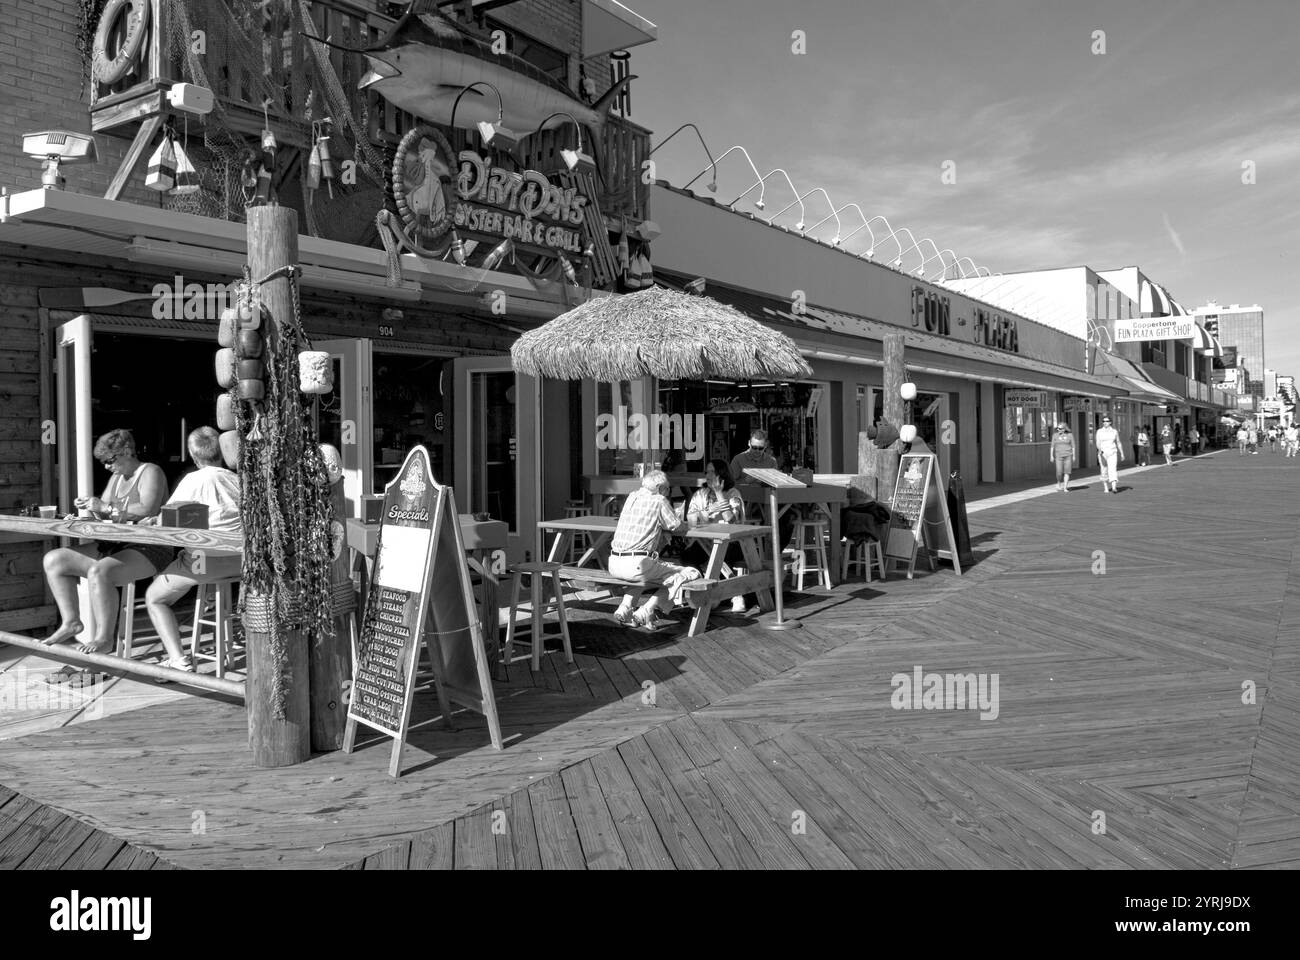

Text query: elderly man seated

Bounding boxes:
[143,427,243,674]
[610,470,700,630]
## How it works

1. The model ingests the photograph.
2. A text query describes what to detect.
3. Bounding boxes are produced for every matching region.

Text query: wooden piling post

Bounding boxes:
[859,331,906,504]
[245,205,311,767]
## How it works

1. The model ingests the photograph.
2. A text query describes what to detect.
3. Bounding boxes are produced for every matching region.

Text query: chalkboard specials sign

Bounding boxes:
[886,451,963,579]
[343,445,503,778]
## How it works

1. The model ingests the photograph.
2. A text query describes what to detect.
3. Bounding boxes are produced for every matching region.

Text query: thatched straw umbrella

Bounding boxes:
[511,286,812,382]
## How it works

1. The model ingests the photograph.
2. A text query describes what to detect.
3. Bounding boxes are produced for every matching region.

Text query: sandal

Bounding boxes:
[44,665,108,685]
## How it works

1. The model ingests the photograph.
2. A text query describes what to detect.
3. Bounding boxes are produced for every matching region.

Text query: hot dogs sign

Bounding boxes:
[391,124,588,259]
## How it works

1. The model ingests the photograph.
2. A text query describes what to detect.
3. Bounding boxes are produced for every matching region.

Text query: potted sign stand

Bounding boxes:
[343,445,503,778]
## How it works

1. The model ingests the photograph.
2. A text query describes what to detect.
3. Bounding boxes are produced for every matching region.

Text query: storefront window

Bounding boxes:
[656,379,823,470]
[1004,405,1052,443]
[597,379,649,475]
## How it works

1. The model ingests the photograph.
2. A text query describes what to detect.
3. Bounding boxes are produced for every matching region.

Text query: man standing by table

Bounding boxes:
[609,470,698,630]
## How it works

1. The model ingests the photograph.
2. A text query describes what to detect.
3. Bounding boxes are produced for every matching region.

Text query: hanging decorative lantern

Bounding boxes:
[144,128,176,192]
[216,392,237,431]
[299,350,333,394]
[317,130,335,199]
[171,139,200,195]
[900,381,918,401]
[218,305,239,347]
[219,429,241,469]
[215,348,237,389]
[306,140,322,190]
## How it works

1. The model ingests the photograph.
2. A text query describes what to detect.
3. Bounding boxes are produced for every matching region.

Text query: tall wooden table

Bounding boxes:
[736,478,849,628]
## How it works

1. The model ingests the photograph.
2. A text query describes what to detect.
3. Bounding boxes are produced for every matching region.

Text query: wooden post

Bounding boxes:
[245,204,311,767]
[311,476,353,751]
[860,332,906,504]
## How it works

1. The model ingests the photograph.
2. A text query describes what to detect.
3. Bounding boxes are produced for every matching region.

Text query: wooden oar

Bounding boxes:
[38,287,158,310]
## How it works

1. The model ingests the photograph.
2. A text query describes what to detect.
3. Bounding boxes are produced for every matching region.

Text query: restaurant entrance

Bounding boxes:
[54,317,222,507]
[453,357,539,562]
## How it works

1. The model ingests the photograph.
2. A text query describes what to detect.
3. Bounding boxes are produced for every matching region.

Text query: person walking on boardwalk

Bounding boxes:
[1137,426,1151,466]
[1237,424,1249,455]
[1159,424,1176,466]
[1247,425,1259,455]
[1095,415,1124,493]
[1187,426,1200,455]
[1267,426,1278,452]
[1285,423,1299,458]
[1050,423,1076,492]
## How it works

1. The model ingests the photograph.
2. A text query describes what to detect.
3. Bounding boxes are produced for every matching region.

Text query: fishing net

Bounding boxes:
[157,0,386,233]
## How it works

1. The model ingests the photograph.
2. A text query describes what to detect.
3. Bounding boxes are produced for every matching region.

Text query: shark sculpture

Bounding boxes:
[314,0,634,140]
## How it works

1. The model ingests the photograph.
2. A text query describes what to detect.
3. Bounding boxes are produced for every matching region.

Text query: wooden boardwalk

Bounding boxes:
[1,450,1297,868]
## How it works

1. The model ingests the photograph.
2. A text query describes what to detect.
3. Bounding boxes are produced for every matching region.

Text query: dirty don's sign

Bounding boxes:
[454,150,587,255]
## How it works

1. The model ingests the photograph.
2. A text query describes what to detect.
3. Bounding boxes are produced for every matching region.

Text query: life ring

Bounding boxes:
[92,0,151,87]
[392,125,456,246]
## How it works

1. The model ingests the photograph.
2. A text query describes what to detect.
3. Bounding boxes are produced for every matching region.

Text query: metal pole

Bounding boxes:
[763,488,802,630]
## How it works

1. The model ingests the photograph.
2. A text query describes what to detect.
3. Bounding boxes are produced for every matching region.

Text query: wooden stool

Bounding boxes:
[115,580,157,659]
[563,500,592,563]
[790,519,831,590]
[190,580,236,678]
[841,537,886,583]
[503,561,573,672]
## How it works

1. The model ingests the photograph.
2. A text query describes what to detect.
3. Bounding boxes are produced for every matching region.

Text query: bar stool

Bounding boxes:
[789,519,831,591]
[563,499,592,563]
[190,579,236,678]
[841,537,886,583]
[503,561,573,671]
[115,580,158,659]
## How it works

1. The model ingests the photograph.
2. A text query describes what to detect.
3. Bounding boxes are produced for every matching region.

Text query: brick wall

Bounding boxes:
[0,0,159,205]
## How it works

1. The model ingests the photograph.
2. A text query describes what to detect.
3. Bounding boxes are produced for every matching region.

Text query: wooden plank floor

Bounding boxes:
[3,451,1299,868]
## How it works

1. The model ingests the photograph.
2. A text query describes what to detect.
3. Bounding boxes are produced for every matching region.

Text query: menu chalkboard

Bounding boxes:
[343,445,503,777]
[885,452,962,578]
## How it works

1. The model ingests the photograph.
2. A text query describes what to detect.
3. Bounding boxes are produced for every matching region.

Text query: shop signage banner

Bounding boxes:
[455,150,587,256]
[886,452,962,578]
[1005,390,1047,407]
[1114,318,1197,342]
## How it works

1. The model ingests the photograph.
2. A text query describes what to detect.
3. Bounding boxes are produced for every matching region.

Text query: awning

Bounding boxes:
[1117,374,1182,404]
[1191,320,1224,356]
[1140,280,1173,316]
[1092,349,1183,403]
[580,0,658,56]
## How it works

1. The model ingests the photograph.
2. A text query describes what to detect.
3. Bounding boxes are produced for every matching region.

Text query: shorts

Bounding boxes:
[96,540,177,573]
[1162,444,1173,455]
[1054,457,1072,480]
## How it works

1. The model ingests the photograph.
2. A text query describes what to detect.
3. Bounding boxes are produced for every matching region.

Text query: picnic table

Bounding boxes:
[537,514,774,637]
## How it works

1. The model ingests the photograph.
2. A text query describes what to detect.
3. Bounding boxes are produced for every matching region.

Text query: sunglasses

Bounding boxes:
[101,456,118,467]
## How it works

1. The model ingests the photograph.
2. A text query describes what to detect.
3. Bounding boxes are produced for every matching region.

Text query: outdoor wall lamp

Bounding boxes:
[726,167,800,212]
[450,82,516,150]
[682,144,762,197]
[889,227,921,269]
[859,216,901,259]
[533,112,591,170]
[650,123,718,191]
[805,203,870,245]
[770,187,835,233]
[910,239,945,277]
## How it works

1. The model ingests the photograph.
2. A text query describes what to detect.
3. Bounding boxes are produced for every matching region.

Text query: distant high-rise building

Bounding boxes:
[1190,302,1265,399]
[1265,368,1277,399]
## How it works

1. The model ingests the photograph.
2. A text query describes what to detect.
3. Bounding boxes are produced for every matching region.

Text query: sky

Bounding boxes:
[623,0,1299,381]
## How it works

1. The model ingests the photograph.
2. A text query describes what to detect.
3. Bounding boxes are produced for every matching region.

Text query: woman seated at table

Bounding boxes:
[41,428,173,655]
[682,459,749,614]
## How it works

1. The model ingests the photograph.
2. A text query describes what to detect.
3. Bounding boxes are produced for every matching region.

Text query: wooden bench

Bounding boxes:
[556,566,663,602]
[679,570,775,608]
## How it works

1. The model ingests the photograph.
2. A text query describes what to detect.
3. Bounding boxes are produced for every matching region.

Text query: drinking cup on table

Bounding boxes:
[38,505,57,519]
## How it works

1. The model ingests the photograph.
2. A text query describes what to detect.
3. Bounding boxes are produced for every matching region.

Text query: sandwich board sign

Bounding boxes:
[885,449,963,579]
[343,445,503,777]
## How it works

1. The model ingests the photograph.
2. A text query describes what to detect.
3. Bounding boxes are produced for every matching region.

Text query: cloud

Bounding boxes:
[1162,212,1186,260]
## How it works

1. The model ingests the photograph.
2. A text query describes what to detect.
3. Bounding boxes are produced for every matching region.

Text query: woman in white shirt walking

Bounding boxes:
[1095,415,1125,493]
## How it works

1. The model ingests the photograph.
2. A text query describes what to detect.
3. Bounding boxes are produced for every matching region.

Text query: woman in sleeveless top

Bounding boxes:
[42,429,173,656]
